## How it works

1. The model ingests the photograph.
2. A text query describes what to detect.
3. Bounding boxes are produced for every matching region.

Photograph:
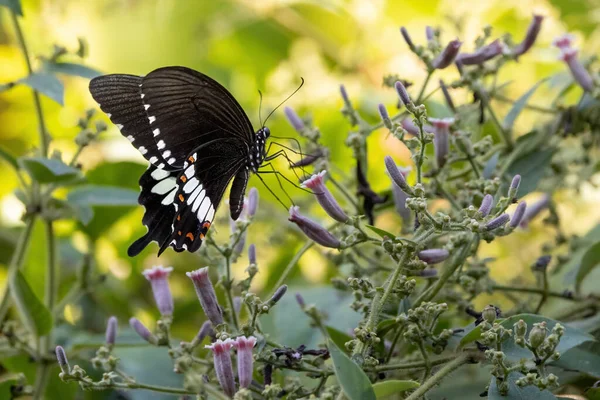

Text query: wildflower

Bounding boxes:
[206,339,236,397]
[248,243,256,264]
[478,194,493,217]
[456,39,503,65]
[429,118,454,169]
[233,336,258,389]
[432,39,462,69]
[301,171,348,223]
[290,148,324,168]
[520,194,550,228]
[192,321,214,347]
[508,174,521,198]
[289,206,340,248]
[395,80,412,106]
[386,162,412,223]
[401,118,433,136]
[284,106,305,132]
[248,187,259,217]
[552,34,575,50]
[559,48,594,92]
[418,249,450,264]
[129,317,158,345]
[510,202,527,228]
[142,266,174,316]
[55,346,70,375]
[378,104,393,130]
[486,214,510,231]
[105,316,117,348]
[439,80,455,112]
[513,14,544,56]
[340,84,351,106]
[187,267,224,325]
[384,155,413,194]
[295,293,306,308]
[269,285,288,306]
[400,27,416,52]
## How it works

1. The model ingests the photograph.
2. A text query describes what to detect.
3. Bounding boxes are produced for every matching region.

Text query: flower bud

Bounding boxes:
[400,27,416,52]
[340,84,351,106]
[248,243,256,265]
[429,118,454,169]
[520,194,550,228]
[478,194,493,217]
[290,148,324,168]
[533,255,552,271]
[395,80,412,106]
[206,339,236,397]
[192,321,214,346]
[269,285,288,305]
[510,202,527,228]
[560,48,594,92]
[439,80,455,112]
[508,174,521,198]
[129,317,158,345]
[528,322,547,349]
[288,206,340,248]
[187,267,224,325]
[378,104,393,130]
[233,336,257,389]
[482,305,497,323]
[417,249,450,264]
[105,316,118,347]
[301,171,348,223]
[284,107,305,132]
[55,346,70,374]
[384,156,413,194]
[142,266,174,316]
[295,293,306,308]
[514,319,528,337]
[485,214,510,231]
[248,187,259,217]
[425,26,435,42]
[432,40,462,69]
[513,14,544,56]
[456,39,503,65]
[388,164,412,223]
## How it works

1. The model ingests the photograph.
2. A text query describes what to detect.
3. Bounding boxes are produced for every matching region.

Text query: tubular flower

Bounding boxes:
[429,118,454,169]
[284,106,305,132]
[559,48,594,92]
[206,339,236,397]
[302,170,348,223]
[384,156,413,195]
[142,266,174,316]
[510,202,527,228]
[418,249,450,264]
[288,206,340,248]
[486,214,510,231]
[186,267,224,325]
[520,194,550,228]
[478,194,494,217]
[387,162,412,223]
[105,316,118,347]
[456,39,503,65]
[233,336,258,389]
[432,39,462,69]
[513,14,544,56]
[395,80,412,106]
[129,317,158,345]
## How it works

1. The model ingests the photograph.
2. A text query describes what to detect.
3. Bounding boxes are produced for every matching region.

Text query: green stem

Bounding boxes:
[224,256,239,330]
[329,175,359,212]
[269,240,314,297]
[480,90,513,149]
[492,285,580,301]
[535,269,549,314]
[371,353,460,372]
[11,11,48,157]
[0,216,36,324]
[404,352,482,400]
[417,341,432,381]
[416,71,433,105]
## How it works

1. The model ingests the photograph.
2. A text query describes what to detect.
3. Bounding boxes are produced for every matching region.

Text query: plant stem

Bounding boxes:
[0,216,36,324]
[269,240,314,297]
[416,71,433,105]
[404,352,482,400]
[328,175,359,212]
[491,285,581,301]
[11,11,48,157]
[534,269,549,314]
[480,90,513,149]
[371,353,460,372]
[224,256,239,330]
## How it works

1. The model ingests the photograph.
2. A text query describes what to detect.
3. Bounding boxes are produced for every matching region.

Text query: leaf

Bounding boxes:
[19,73,64,105]
[0,0,22,15]
[326,325,352,351]
[553,341,600,378]
[9,270,53,336]
[586,387,600,400]
[575,241,600,293]
[67,185,139,206]
[503,79,548,131]
[372,380,420,399]
[43,61,102,79]
[365,224,396,239]
[328,339,376,400]
[0,146,18,170]
[507,149,554,197]
[460,314,593,362]
[483,152,500,179]
[488,374,557,399]
[20,157,81,184]
[0,373,22,398]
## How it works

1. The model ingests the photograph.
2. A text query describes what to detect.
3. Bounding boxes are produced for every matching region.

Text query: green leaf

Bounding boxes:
[586,387,600,400]
[553,341,600,378]
[9,270,53,336]
[20,157,81,184]
[503,78,548,131]
[0,146,18,170]
[460,314,593,362]
[67,185,139,206]
[0,0,22,15]
[365,224,396,239]
[488,374,557,399]
[0,373,22,398]
[326,325,353,351]
[43,61,102,79]
[507,148,554,197]
[372,380,420,399]
[19,73,64,105]
[575,241,600,293]
[328,339,376,400]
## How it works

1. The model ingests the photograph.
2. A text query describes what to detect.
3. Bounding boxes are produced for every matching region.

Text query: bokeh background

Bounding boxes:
[1,0,600,398]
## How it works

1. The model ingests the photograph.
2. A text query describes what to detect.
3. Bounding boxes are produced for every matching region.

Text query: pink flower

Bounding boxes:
[206,339,236,397]
[559,48,594,92]
[552,34,575,50]
[186,268,224,325]
[142,266,174,316]
[289,206,340,248]
[233,336,257,388]
[302,171,348,223]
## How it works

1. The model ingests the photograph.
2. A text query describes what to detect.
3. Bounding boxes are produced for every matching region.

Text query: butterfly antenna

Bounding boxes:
[258,90,264,127]
[262,77,305,127]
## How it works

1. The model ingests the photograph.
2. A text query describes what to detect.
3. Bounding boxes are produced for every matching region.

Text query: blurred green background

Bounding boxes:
[1,0,600,398]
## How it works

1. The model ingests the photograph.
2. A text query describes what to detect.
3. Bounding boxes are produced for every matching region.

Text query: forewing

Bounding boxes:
[89,74,174,170]
[139,66,254,168]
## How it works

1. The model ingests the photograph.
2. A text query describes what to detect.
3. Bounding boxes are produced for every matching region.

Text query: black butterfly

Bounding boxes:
[89,66,271,257]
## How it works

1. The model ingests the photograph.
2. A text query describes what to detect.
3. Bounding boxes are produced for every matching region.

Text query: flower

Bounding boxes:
[129,317,157,345]
[559,48,594,92]
[233,336,257,389]
[552,34,575,50]
[456,39,503,65]
[509,174,521,198]
[105,316,117,347]
[400,27,416,52]
[386,161,412,223]
[340,84,351,106]
[432,39,462,69]
[269,285,288,305]
[510,202,527,228]
[378,104,392,130]
[439,79,455,112]
[478,194,494,217]
[418,249,450,264]
[513,14,544,56]
[302,170,348,223]
[395,80,412,106]
[486,214,510,231]
[192,320,214,347]
[206,339,236,397]
[401,118,433,136]
[284,106,305,132]
[289,206,340,248]
[291,148,325,168]
[520,194,550,228]
[186,267,224,325]
[425,26,435,42]
[248,243,256,264]
[55,346,70,375]
[429,118,454,169]
[142,266,174,316]
[384,156,413,194]
[248,187,259,217]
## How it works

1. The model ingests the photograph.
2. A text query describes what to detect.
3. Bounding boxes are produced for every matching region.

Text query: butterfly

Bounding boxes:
[89,66,271,257]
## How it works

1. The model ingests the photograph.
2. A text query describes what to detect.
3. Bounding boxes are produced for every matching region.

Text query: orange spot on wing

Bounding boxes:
[202,222,211,229]
[177,215,181,221]
[178,194,184,202]
[199,233,205,240]
[178,231,182,236]
[180,175,187,182]
[188,156,195,163]
[186,232,195,241]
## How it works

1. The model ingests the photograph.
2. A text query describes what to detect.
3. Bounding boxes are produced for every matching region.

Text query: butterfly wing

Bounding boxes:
[159,139,249,254]
[139,66,255,169]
